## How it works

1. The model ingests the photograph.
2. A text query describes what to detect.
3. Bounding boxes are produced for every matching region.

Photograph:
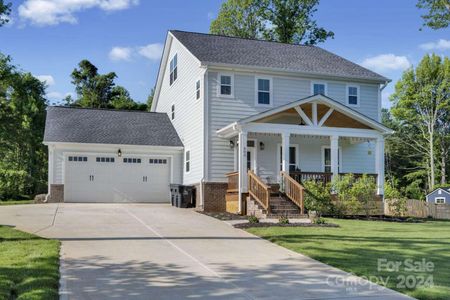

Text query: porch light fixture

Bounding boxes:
[118,149,122,157]
[367,140,372,155]
[229,140,235,149]
[259,142,265,151]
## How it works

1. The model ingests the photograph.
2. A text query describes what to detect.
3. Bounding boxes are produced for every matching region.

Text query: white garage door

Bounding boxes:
[64,155,170,203]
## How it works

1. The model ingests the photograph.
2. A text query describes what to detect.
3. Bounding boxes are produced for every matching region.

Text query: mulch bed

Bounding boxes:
[198,211,247,221]
[234,222,339,229]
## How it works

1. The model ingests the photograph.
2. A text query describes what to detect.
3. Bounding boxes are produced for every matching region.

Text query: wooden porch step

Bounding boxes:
[267,213,308,218]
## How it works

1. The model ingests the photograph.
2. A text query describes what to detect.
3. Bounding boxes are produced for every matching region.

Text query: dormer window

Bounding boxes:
[312,82,327,95]
[169,54,178,85]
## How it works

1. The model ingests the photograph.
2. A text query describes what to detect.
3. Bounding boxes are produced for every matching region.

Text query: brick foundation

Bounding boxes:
[48,184,64,203]
[203,182,228,212]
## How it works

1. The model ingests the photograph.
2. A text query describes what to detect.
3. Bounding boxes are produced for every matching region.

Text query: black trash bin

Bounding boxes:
[170,184,181,207]
[170,184,194,208]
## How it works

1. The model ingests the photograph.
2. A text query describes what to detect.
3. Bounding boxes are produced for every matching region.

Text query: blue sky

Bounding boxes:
[1,0,449,107]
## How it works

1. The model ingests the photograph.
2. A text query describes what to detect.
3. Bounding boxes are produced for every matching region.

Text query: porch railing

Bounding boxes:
[290,171,377,185]
[280,172,305,214]
[248,170,271,212]
[225,171,239,192]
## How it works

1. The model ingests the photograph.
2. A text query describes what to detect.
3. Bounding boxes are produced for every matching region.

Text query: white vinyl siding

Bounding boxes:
[207,70,380,182]
[154,38,204,185]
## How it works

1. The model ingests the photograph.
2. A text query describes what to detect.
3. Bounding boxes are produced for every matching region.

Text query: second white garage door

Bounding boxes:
[64,155,170,203]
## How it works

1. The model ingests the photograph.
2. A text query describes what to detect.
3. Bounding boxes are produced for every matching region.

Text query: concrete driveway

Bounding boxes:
[0,203,412,300]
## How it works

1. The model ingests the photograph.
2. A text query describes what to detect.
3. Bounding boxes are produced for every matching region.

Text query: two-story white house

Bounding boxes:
[44,30,392,215]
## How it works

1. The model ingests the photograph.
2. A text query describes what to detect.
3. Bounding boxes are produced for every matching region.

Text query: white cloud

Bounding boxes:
[47,91,74,100]
[361,54,411,72]
[18,0,139,26]
[419,39,450,51]
[137,43,163,60]
[109,47,132,61]
[35,74,55,86]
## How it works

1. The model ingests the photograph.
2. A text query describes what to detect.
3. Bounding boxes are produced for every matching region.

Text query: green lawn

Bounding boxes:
[0,226,60,299]
[247,219,450,300]
[0,200,34,206]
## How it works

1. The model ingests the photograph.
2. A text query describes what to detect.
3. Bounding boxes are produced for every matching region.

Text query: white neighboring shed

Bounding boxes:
[44,106,183,203]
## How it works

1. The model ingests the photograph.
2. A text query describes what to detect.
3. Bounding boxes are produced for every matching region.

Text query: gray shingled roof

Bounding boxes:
[44,106,183,147]
[170,30,388,82]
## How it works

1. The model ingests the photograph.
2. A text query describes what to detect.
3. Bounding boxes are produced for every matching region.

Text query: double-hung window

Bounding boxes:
[171,104,175,120]
[219,74,232,96]
[312,82,327,95]
[196,80,201,100]
[347,85,359,106]
[185,150,190,173]
[257,78,271,105]
[169,54,178,85]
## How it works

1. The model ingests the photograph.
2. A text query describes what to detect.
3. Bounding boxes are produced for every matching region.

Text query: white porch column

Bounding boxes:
[238,130,248,213]
[375,136,385,196]
[281,132,290,173]
[330,135,339,178]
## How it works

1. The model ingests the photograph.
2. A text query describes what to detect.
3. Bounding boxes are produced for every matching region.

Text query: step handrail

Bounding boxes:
[280,171,305,214]
[248,170,271,213]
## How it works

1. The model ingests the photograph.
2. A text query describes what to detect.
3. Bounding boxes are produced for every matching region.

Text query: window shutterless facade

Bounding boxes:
[435,197,446,204]
[218,74,233,97]
[171,104,175,120]
[169,54,178,85]
[196,79,201,100]
[312,82,327,95]
[185,150,190,173]
[347,85,359,106]
[256,78,271,105]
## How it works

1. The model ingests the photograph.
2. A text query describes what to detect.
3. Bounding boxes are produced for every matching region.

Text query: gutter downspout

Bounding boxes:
[200,67,209,209]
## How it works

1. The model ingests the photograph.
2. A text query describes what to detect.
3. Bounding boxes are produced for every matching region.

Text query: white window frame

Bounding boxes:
[171,104,175,120]
[185,150,191,174]
[276,144,299,172]
[435,197,446,204]
[217,73,234,98]
[321,146,342,173]
[195,78,201,100]
[169,53,178,86]
[311,81,328,96]
[346,84,360,107]
[255,77,273,107]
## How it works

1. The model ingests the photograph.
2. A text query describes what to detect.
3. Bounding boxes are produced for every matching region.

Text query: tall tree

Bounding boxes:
[0,53,48,198]
[0,1,11,27]
[71,60,117,108]
[210,0,265,39]
[209,0,333,45]
[417,0,450,29]
[261,0,334,44]
[390,54,450,191]
[70,59,145,110]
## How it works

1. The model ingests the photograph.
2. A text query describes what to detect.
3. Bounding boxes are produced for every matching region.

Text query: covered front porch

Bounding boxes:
[218,94,393,214]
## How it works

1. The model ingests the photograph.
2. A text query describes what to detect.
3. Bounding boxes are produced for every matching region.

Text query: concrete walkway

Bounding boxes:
[0,203,412,300]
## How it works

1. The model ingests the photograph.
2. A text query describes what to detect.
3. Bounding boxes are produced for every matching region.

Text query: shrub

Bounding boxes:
[248,215,259,224]
[350,174,377,218]
[313,217,326,224]
[303,180,333,218]
[387,198,408,217]
[332,174,360,216]
[278,216,289,224]
[384,180,403,200]
[0,169,28,200]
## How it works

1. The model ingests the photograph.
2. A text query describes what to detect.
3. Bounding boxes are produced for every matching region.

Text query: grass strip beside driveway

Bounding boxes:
[0,225,60,299]
[247,218,450,300]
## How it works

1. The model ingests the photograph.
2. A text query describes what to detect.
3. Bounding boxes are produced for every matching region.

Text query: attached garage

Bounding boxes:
[43,107,183,203]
